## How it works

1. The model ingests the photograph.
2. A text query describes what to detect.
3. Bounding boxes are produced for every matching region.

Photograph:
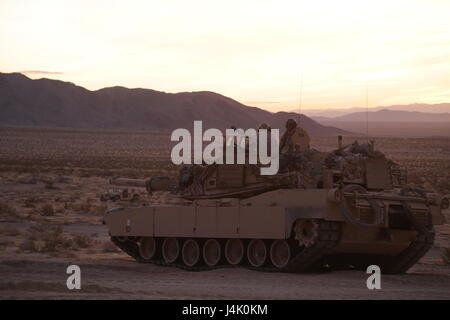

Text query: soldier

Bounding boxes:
[279,118,311,173]
[279,118,310,153]
[258,123,271,131]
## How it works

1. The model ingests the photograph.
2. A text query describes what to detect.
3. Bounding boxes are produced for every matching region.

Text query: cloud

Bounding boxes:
[19,70,64,75]
[243,101,280,105]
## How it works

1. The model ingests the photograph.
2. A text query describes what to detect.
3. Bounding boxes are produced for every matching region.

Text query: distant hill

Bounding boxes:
[0,72,349,136]
[295,103,450,118]
[313,121,450,137]
[311,109,450,122]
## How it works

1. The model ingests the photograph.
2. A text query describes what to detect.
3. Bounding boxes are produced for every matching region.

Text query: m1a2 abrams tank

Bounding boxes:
[103,138,446,273]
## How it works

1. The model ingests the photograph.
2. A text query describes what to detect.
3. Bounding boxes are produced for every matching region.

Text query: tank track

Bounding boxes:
[380,228,435,274]
[324,227,436,274]
[111,220,342,273]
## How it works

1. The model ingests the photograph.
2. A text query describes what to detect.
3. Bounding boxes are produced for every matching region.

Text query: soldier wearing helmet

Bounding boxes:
[258,123,271,130]
[280,118,310,153]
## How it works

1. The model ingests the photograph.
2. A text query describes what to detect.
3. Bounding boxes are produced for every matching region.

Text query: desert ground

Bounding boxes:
[0,127,449,299]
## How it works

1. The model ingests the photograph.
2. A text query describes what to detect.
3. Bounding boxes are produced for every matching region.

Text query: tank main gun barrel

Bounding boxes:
[109,176,176,194]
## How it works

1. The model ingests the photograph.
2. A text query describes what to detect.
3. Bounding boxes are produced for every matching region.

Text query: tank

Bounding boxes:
[103,138,446,273]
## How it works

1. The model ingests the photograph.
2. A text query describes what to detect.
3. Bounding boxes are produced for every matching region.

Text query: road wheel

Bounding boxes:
[162,237,179,264]
[225,239,244,265]
[203,239,221,267]
[182,239,201,267]
[139,237,156,260]
[247,239,267,267]
[270,240,291,269]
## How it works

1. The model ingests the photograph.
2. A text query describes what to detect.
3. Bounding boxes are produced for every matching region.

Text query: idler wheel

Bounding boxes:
[225,239,245,265]
[294,219,319,248]
[203,239,221,267]
[139,237,156,260]
[162,237,180,264]
[270,240,291,269]
[182,239,201,267]
[247,239,267,267]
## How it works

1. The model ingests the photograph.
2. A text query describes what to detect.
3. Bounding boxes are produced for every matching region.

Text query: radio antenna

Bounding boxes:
[365,83,369,141]
[298,73,303,123]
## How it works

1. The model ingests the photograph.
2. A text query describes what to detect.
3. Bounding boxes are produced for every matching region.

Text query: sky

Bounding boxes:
[1,0,450,112]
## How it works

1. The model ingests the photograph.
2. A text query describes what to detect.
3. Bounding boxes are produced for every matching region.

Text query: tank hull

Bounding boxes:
[104,189,444,273]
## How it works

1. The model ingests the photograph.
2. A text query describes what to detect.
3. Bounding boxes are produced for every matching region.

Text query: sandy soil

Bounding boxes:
[1,250,450,300]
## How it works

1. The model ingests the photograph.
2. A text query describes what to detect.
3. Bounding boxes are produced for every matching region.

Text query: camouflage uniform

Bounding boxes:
[280,118,311,153]
[279,118,311,173]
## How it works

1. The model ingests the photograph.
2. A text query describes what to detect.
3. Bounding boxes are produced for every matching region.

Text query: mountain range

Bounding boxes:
[311,109,450,122]
[297,103,450,118]
[0,72,348,136]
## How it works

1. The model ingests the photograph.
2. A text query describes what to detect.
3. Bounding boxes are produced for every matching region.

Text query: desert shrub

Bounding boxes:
[40,203,55,216]
[43,233,73,252]
[44,181,56,189]
[72,234,96,248]
[80,202,91,213]
[71,202,93,213]
[24,196,41,208]
[20,225,102,253]
[0,226,22,236]
[39,226,72,252]
[17,174,38,184]
[19,239,38,252]
[436,178,449,194]
[90,204,108,215]
[0,201,20,219]
[27,225,46,240]
[56,175,71,183]
[19,225,72,253]
[442,248,450,265]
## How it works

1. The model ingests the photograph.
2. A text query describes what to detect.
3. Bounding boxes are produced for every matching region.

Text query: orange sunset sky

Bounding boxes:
[1,0,450,112]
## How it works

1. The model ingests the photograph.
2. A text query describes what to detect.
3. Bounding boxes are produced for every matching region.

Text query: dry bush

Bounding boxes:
[0,225,22,236]
[70,202,91,213]
[436,178,449,194]
[72,233,97,248]
[89,204,108,215]
[56,174,71,183]
[44,181,56,189]
[19,225,73,253]
[19,225,100,253]
[442,248,450,265]
[79,202,92,213]
[0,201,21,220]
[0,240,13,251]
[17,174,38,184]
[23,196,41,208]
[19,239,38,252]
[39,203,55,216]
[40,226,73,252]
